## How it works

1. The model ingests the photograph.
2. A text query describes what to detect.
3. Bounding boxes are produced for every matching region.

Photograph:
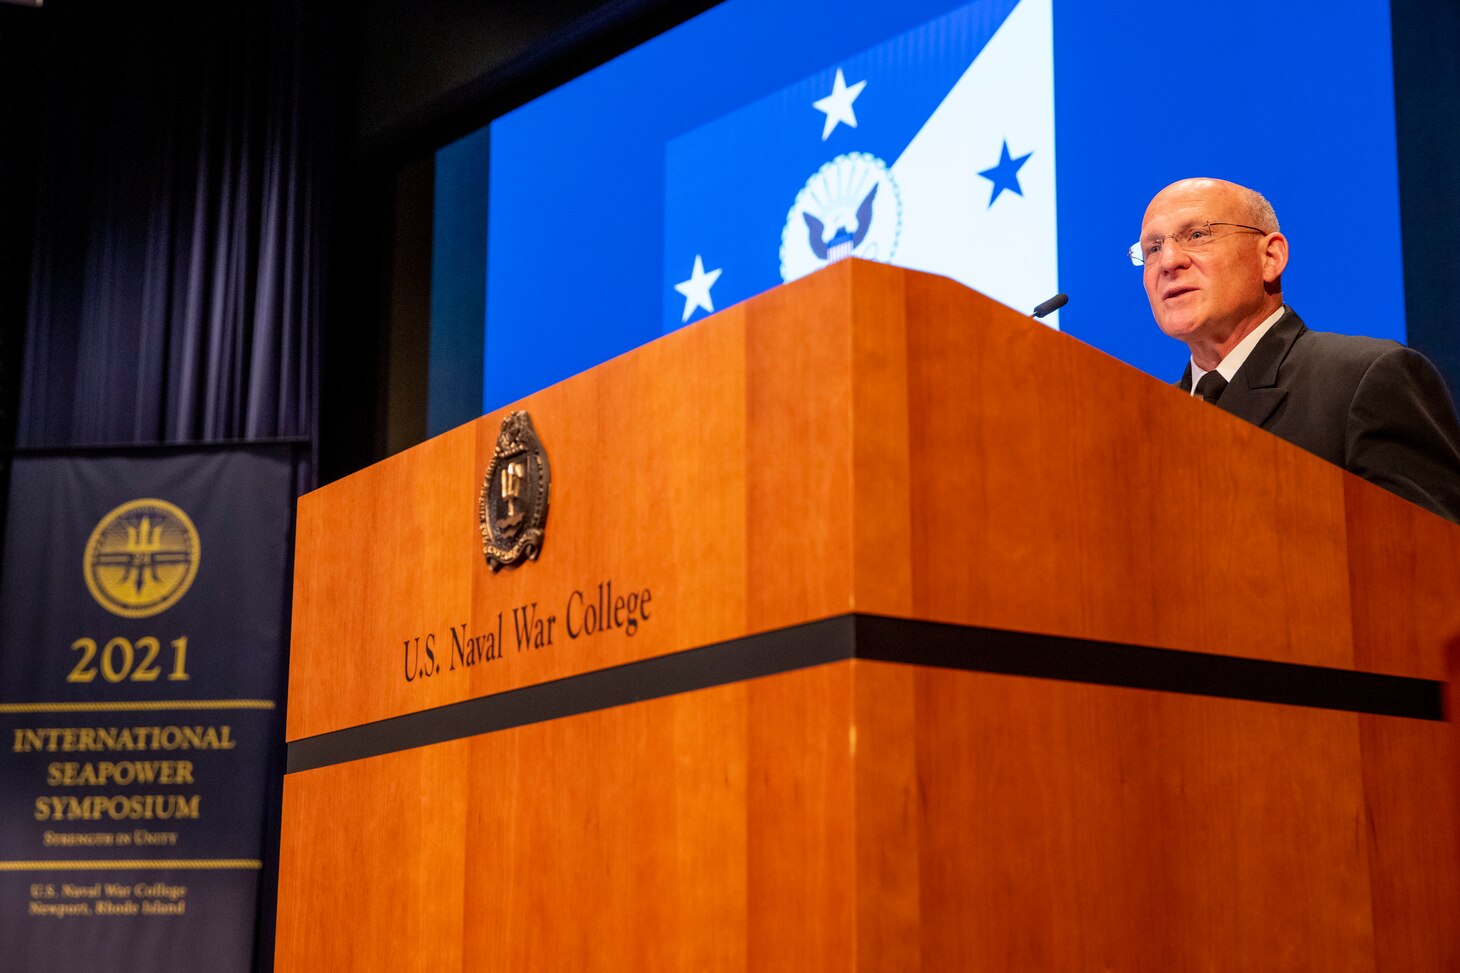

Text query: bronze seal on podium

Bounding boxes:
[479,411,551,571]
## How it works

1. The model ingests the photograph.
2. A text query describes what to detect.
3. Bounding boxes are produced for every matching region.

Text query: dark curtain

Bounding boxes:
[11,5,337,970]
[18,0,331,464]
[0,6,43,541]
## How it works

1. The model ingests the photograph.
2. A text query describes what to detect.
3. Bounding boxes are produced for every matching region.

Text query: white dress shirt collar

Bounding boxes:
[1188,305,1287,393]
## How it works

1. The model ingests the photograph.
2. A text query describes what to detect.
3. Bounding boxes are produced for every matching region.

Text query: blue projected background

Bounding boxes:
[431,0,1402,417]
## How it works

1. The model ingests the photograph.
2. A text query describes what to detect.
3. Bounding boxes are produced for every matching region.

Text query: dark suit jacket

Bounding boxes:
[1179,308,1460,523]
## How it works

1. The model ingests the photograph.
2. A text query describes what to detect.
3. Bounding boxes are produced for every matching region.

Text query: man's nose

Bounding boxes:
[1157,238,1190,271]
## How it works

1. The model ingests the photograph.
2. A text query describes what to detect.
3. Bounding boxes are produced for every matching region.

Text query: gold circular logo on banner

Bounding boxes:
[83,499,201,618]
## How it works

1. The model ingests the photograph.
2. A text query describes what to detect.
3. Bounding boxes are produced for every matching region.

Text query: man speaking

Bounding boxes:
[1135,177,1460,523]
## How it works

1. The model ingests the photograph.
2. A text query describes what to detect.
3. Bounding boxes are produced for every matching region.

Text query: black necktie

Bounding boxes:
[1194,371,1228,405]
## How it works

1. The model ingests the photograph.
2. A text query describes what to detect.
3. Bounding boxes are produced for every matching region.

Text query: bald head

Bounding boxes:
[1145,178,1280,235]
[1139,178,1289,369]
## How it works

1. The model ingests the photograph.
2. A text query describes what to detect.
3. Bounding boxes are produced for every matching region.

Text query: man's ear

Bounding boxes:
[1261,232,1289,284]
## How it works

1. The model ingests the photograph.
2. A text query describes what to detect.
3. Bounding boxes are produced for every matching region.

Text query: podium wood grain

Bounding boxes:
[278,261,1460,971]
[277,659,1454,970]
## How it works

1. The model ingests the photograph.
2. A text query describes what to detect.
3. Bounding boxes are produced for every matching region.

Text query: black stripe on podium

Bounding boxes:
[853,615,1443,721]
[286,616,854,774]
[286,614,1445,773]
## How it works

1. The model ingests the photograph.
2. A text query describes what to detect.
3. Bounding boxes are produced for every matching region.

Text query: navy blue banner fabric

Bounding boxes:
[0,446,294,973]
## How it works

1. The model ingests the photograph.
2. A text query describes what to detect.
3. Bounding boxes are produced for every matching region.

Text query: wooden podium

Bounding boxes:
[275,261,1460,971]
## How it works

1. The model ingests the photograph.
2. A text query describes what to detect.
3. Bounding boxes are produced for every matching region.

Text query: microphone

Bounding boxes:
[1031,293,1068,319]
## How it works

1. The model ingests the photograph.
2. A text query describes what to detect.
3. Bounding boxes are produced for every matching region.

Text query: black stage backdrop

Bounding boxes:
[16,0,331,456]
[0,445,297,973]
[3,6,335,970]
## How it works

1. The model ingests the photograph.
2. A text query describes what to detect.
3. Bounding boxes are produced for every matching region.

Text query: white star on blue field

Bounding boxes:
[812,68,867,141]
[977,140,1033,206]
[674,254,722,322]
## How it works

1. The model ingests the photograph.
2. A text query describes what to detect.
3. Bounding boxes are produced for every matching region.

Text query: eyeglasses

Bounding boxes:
[1128,221,1266,266]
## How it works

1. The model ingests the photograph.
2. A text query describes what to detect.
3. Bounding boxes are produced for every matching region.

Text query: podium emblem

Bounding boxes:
[479,411,551,572]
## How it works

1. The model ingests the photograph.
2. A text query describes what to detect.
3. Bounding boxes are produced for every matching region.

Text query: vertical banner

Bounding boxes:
[0,446,295,973]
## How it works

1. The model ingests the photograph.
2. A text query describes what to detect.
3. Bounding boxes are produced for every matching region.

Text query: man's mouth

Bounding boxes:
[1162,285,1197,301]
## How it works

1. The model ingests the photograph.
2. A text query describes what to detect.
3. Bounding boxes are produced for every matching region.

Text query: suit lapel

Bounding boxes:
[1213,308,1304,427]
